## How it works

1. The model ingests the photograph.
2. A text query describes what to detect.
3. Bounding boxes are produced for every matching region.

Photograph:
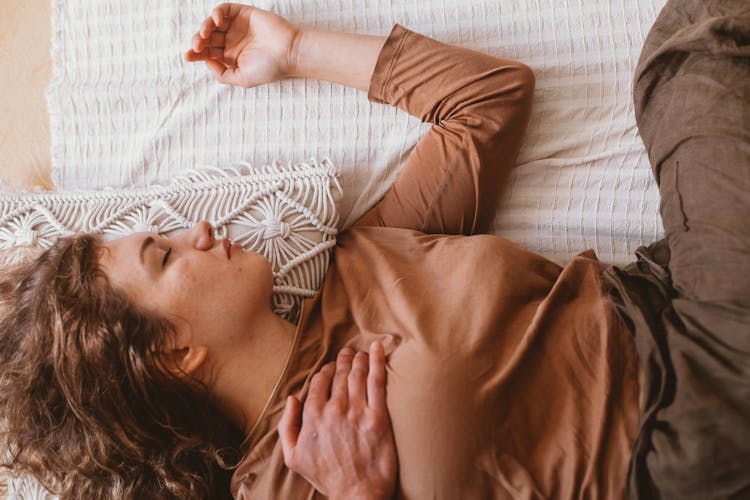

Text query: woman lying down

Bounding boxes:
[1,1,749,498]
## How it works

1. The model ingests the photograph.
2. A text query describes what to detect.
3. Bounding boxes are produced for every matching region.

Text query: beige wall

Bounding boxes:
[0,0,53,190]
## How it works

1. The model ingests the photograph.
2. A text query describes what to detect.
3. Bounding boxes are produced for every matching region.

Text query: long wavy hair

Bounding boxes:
[0,235,243,499]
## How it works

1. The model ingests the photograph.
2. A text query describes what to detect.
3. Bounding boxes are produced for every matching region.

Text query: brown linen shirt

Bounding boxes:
[231,25,641,500]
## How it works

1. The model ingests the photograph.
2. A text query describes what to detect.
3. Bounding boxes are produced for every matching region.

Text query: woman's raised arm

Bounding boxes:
[186,4,534,235]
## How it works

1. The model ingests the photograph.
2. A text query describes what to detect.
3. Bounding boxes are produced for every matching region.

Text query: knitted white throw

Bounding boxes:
[0,159,341,321]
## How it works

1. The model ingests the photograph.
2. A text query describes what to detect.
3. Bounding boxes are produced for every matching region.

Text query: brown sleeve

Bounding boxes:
[353,24,535,235]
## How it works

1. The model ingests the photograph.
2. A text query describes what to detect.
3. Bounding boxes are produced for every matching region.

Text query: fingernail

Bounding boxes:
[340,347,354,356]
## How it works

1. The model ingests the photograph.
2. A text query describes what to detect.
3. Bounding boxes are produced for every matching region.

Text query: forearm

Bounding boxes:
[290,28,387,92]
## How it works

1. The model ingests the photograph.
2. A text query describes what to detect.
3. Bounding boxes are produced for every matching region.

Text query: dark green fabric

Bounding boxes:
[604,0,750,498]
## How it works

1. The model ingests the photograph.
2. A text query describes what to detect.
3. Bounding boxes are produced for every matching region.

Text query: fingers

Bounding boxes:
[367,341,387,410]
[330,348,355,405]
[200,15,219,39]
[278,395,302,465]
[185,46,224,63]
[186,30,227,65]
[185,3,238,63]
[210,3,244,31]
[201,3,240,36]
[204,11,228,38]
[191,31,226,54]
[306,362,335,411]
[348,351,369,403]
[303,344,384,418]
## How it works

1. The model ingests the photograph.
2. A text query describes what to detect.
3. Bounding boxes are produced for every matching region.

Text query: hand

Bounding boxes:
[184,3,300,88]
[278,342,397,500]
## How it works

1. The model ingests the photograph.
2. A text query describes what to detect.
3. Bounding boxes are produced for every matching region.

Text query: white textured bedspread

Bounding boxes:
[47,0,666,266]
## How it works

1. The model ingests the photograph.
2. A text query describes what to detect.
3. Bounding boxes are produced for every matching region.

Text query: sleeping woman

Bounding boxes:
[1,1,748,499]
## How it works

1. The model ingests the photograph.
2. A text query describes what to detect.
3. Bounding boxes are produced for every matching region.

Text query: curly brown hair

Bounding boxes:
[0,235,243,499]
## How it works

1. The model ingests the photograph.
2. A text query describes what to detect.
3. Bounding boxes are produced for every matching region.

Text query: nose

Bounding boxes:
[185,220,215,251]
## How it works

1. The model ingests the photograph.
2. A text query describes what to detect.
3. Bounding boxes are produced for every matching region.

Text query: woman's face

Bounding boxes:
[100,221,274,351]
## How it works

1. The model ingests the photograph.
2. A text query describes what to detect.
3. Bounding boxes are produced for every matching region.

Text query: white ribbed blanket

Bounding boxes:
[46,0,666,268]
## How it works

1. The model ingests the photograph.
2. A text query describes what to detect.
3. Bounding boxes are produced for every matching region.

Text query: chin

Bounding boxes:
[251,252,275,299]
[253,252,274,280]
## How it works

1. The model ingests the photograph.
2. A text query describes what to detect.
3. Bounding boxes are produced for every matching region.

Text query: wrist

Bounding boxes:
[283,26,386,92]
[288,26,326,80]
[287,25,305,79]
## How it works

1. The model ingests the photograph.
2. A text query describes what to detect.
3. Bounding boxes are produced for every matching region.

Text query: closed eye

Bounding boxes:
[162,248,172,268]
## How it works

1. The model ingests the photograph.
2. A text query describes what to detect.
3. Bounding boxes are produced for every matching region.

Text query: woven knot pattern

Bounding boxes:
[132,223,160,234]
[13,228,38,247]
[261,220,291,240]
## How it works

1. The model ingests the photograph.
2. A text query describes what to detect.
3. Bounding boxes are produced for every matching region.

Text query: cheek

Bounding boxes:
[156,262,203,314]
[236,254,274,299]
[171,260,200,292]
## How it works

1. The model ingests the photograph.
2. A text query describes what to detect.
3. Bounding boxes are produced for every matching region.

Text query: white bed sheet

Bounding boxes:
[47,0,666,266]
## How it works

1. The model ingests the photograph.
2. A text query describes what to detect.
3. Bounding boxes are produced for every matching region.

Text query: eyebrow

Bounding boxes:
[139,236,155,266]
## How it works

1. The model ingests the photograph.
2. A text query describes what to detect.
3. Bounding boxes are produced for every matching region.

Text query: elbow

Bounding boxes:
[480,62,536,151]
[514,63,536,107]
[483,62,536,118]
[499,63,535,124]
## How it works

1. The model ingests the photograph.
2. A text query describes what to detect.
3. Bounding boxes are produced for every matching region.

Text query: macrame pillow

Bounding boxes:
[0,159,341,321]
